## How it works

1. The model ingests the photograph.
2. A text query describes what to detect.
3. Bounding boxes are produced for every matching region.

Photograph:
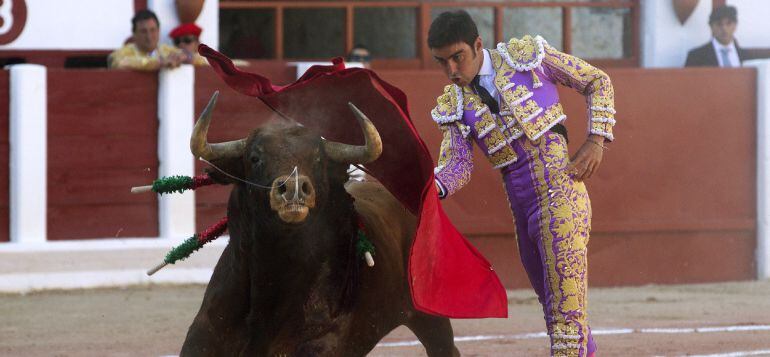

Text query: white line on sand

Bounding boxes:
[682,350,770,357]
[376,324,770,348]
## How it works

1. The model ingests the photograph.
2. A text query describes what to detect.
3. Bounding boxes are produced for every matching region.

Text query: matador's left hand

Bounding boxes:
[566,134,605,181]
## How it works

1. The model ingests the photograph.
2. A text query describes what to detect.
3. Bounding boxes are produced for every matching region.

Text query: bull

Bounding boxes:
[180,93,460,356]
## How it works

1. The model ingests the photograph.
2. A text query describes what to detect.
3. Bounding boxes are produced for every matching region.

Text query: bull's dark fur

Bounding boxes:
[180,120,459,356]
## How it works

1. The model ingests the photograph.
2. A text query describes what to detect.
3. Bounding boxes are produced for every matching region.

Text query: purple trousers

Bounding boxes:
[501,132,596,357]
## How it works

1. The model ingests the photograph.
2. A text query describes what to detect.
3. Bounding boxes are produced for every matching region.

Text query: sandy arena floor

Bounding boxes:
[2,280,770,356]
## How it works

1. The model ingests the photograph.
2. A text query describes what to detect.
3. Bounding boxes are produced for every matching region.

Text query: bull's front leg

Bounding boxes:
[180,242,251,356]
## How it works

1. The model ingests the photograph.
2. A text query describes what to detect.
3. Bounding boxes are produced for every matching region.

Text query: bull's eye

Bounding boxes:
[250,156,261,166]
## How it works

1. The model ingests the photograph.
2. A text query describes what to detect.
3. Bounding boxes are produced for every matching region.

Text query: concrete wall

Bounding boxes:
[0,0,219,51]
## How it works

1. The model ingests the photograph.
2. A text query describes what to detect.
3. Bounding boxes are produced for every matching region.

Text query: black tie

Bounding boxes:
[471,75,500,114]
[472,75,569,143]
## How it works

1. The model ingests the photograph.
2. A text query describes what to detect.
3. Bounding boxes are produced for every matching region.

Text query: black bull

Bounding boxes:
[179,93,460,356]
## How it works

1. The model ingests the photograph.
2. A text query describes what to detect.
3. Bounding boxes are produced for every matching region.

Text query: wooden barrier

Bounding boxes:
[378,67,757,287]
[188,65,757,287]
[1,65,750,287]
[46,70,160,240]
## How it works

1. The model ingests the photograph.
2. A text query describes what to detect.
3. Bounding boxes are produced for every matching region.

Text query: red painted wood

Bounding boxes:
[48,204,158,240]
[474,230,755,289]
[0,71,9,242]
[378,67,757,284]
[47,70,159,240]
[184,64,757,285]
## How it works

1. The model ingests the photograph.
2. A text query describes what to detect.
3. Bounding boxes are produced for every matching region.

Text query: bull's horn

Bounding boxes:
[190,91,247,161]
[323,103,383,164]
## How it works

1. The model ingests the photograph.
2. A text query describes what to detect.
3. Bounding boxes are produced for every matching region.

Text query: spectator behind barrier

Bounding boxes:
[685,5,767,67]
[346,44,371,69]
[108,9,187,71]
[169,23,208,66]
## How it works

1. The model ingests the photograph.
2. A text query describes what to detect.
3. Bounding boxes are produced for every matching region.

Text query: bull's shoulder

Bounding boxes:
[345,181,401,212]
[345,181,415,232]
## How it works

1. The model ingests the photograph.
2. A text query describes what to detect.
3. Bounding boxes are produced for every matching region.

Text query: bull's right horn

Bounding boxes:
[323,103,383,164]
[190,91,247,161]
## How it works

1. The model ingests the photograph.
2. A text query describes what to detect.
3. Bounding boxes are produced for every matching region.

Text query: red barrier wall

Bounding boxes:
[377,67,757,287]
[47,70,159,240]
[188,65,757,287]
[0,71,9,242]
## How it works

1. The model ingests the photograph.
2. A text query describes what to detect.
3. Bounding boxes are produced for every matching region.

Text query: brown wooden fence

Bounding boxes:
[46,70,160,240]
[377,67,757,286]
[189,66,758,287]
[0,65,753,286]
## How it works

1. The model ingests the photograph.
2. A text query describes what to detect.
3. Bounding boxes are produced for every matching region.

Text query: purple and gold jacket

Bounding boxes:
[433,35,616,197]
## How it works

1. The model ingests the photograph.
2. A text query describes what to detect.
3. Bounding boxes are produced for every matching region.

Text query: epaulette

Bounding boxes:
[496,35,547,72]
[431,84,464,124]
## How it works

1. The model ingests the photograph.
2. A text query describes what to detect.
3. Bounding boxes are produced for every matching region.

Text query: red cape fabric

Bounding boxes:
[199,45,507,318]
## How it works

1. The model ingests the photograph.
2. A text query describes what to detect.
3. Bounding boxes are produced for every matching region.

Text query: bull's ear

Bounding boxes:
[203,157,244,185]
[327,160,352,185]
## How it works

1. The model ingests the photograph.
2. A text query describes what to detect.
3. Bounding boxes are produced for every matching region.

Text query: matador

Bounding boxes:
[428,11,615,357]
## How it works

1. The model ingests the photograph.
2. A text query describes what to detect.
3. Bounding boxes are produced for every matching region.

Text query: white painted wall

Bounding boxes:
[641,0,715,68]
[642,0,770,68]
[747,58,770,280]
[149,0,219,50]
[0,0,134,50]
[728,0,770,48]
[0,0,218,50]
[8,64,47,244]
[157,65,197,241]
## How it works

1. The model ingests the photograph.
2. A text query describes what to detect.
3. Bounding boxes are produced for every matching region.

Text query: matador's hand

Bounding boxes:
[566,135,605,181]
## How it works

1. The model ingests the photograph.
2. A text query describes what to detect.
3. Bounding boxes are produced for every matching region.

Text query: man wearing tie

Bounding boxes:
[428,10,614,357]
[685,5,747,67]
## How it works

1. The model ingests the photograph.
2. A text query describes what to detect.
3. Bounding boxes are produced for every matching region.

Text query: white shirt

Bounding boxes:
[712,38,741,68]
[478,49,501,103]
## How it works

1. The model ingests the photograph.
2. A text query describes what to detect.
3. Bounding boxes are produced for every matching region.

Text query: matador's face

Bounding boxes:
[430,37,484,88]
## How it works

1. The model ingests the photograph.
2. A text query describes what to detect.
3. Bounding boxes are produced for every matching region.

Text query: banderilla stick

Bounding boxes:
[131,185,153,193]
[147,262,168,276]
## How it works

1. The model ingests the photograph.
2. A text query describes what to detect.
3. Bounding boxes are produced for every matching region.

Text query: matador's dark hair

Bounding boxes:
[427,10,479,49]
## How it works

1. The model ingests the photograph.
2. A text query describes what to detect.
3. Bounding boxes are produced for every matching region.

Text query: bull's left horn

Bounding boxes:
[323,103,383,164]
[190,91,247,161]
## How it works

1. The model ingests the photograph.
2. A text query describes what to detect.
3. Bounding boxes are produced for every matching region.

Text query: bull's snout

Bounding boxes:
[269,174,316,223]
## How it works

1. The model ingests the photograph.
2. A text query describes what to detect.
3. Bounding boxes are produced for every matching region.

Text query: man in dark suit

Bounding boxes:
[685,5,748,67]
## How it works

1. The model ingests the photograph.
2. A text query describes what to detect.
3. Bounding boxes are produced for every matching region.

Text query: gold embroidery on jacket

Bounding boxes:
[431,85,463,124]
[435,125,473,195]
[518,103,565,140]
[489,145,518,168]
[541,43,615,141]
[474,112,497,138]
[484,130,507,154]
[514,99,543,122]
